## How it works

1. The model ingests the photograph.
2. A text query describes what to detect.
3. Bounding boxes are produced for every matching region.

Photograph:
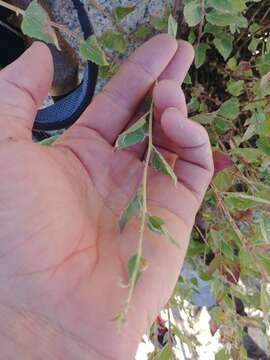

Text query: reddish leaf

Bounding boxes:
[213,150,233,173]
[235,209,253,222]
[222,264,241,284]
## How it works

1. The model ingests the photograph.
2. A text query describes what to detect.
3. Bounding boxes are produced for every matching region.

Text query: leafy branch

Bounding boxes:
[115,102,154,324]
[0,0,109,65]
[114,16,179,326]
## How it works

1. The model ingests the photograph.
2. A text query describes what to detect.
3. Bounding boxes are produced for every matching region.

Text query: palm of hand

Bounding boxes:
[0,36,213,358]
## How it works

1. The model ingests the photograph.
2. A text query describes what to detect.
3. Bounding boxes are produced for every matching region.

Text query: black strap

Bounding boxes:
[33,0,98,131]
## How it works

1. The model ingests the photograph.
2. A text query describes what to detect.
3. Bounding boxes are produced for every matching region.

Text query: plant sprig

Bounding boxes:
[0,0,109,66]
[114,15,179,326]
[114,101,155,325]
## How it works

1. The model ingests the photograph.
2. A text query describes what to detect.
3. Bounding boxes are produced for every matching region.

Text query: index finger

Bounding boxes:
[75,35,178,144]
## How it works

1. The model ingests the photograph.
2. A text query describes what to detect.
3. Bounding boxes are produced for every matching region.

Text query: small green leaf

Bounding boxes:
[168,14,178,38]
[261,73,270,96]
[39,135,59,146]
[188,97,200,112]
[204,23,223,35]
[127,254,147,287]
[231,148,262,162]
[151,147,178,186]
[258,254,270,276]
[227,57,237,70]
[191,112,217,124]
[224,194,257,211]
[21,0,59,49]
[99,31,127,54]
[241,123,256,143]
[150,16,168,31]
[262,114,270,136]
[207,0,247,14]
[226,79,245,97]
[260,215,270,242]
[157,344,173,360]
[188,30,196,44]
[215,348,230,360]
[213,170,233,192]
[119,191,142,231]
[163,227,180,248]
[184,73,192,85]
[207,11,246,27]
[147,215,165,234]
[112,6,135,21]
[195,43,210,69]
[248,37,261,52]
[115,114,149,150]
[80,35,109,66]
[134,25,151,41]
[184,1,203,27]
[257,136,270,156]
[223,192,270,207]
[144,96,153,111]
[213,33,233,60]
[218,98,240,120]
[147,214,180,247]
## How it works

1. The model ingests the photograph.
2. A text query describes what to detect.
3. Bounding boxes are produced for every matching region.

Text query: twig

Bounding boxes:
[119,102,154,323]
[167,308,175,359]
[50,21,81,41]
[0,0,24,15]
[261,6,270,23]
[172,0,179,17]
[194,225,208,246]
[198,0,205,43]
[0,20,24,39]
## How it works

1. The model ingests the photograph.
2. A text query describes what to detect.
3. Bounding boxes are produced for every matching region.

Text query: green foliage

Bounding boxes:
[147,214,180,247]
[151,146,178,186]
[99,31,127,53]
[195,43,210,68]
[112,5,135,22]
[218,98,240,119]
[134,25,151,41]
[167,14,178,38]
[215,348,230,360]
[180,0,270,357]
[80,35,109,66]
[184,1,203,27]
[213,33,233,60]
[127,254,147,287]
[119,191,142,231]
[39,135,59,145]
[21,0,59,49]
[115,114,149,150]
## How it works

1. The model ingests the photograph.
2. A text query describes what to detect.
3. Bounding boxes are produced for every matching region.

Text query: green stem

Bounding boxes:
[120,102,154,323]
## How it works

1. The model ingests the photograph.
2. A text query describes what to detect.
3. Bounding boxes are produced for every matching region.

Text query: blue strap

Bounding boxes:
[34,0,98,131]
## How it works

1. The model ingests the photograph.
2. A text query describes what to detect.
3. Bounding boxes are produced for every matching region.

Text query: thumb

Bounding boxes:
[0,42,53,140]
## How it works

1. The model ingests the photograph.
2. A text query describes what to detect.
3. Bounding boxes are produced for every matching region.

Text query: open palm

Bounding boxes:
[0,36,213,359]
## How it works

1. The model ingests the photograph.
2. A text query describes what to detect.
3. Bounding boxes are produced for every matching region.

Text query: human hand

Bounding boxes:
[0,36,213,359]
